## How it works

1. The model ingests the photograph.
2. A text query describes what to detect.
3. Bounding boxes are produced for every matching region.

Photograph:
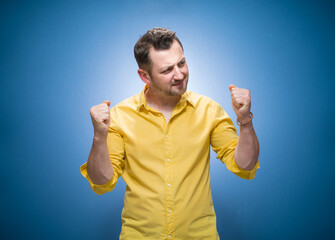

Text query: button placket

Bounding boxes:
[164,125,175,239]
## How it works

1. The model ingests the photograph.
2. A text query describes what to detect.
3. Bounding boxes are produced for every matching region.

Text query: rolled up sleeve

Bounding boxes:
[210,104,260,180]
[80,107,125,194]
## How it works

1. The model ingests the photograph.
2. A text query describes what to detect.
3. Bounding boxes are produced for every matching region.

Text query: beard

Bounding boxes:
[150,75,189,97]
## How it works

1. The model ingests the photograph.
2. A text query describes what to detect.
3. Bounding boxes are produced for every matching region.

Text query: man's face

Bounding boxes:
[147,40,189,97]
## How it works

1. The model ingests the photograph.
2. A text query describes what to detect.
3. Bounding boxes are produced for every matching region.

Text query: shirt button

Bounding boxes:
[168,235,171,238]
[167,159,170,162]
[168,184,171,187]
[166,135,168,138]
[168,209,171,213]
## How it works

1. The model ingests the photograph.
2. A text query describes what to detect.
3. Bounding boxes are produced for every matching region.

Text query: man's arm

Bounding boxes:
[235,122,259,170]
[87,100,114,185]
[229,84,259,171]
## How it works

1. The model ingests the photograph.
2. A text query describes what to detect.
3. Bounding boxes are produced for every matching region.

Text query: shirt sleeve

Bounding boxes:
[210,103,260,180]
[80,107,125,195]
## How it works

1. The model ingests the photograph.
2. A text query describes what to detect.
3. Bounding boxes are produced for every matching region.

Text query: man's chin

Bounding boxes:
[169,88,186,96]
[167,80,187,96]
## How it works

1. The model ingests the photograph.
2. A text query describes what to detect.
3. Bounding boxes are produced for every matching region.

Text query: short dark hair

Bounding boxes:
[134,27,183,71]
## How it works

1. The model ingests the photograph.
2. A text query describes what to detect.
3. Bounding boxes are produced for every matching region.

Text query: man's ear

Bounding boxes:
[138,69,151,84]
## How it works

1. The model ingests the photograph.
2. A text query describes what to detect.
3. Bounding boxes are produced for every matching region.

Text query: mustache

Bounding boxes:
[172,80,183,85]
[171,77,188,85]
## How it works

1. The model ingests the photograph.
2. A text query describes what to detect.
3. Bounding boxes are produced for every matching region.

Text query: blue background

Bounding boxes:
[1,0,334,239]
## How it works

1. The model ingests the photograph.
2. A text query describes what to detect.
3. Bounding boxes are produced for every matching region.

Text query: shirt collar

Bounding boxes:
[136,84,195,112]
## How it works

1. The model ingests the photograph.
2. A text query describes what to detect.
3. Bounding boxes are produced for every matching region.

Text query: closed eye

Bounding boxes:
[178,59,186,67]
[161,67,173,74]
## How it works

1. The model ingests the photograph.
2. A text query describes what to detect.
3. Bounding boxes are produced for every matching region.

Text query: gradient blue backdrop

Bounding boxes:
[1,0,334,239]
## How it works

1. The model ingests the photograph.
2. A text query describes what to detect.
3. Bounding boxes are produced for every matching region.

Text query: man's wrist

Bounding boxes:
[236,112,253,126]
[93,134,108,144]
[239,121,253,128]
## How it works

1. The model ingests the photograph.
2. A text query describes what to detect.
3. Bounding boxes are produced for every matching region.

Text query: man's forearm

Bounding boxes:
[234,122,259,171]
[87,136,114,185]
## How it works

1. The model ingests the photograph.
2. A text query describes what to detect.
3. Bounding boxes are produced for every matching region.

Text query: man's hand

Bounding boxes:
[229,84,251,123]
[87,100,114,185]
[89,100,111,137]
[229,84,259,172]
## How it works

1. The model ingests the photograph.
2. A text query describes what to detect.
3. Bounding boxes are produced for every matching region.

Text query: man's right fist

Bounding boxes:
[89,100,111,137]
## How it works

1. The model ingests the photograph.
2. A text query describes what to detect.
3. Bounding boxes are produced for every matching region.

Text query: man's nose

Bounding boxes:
[173,67,184,80]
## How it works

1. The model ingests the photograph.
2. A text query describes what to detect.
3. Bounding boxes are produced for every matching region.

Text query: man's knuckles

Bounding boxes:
[90,105,110,114]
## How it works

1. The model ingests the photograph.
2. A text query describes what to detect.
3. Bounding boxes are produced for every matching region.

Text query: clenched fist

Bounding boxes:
[229,84,251,123]
[89,100,111,137]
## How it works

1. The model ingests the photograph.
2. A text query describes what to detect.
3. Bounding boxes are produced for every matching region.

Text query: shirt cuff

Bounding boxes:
[80,162,119,195]
[228,156,260,180]
[217,138,260,180]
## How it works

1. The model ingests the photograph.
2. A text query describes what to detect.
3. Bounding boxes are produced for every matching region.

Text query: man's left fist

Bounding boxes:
[229,84,251,122]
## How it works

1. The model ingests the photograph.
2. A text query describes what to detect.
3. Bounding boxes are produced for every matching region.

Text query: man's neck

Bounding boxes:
[144,87,181,112]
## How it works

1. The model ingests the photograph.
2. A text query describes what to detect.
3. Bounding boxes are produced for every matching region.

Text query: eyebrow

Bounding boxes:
[159,57,185,73]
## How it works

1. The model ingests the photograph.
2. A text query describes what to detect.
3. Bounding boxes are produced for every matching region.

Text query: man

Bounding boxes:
[80,27,260,240]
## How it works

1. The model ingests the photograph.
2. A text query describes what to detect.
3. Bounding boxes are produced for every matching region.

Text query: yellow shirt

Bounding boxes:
[80,86,260,240]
